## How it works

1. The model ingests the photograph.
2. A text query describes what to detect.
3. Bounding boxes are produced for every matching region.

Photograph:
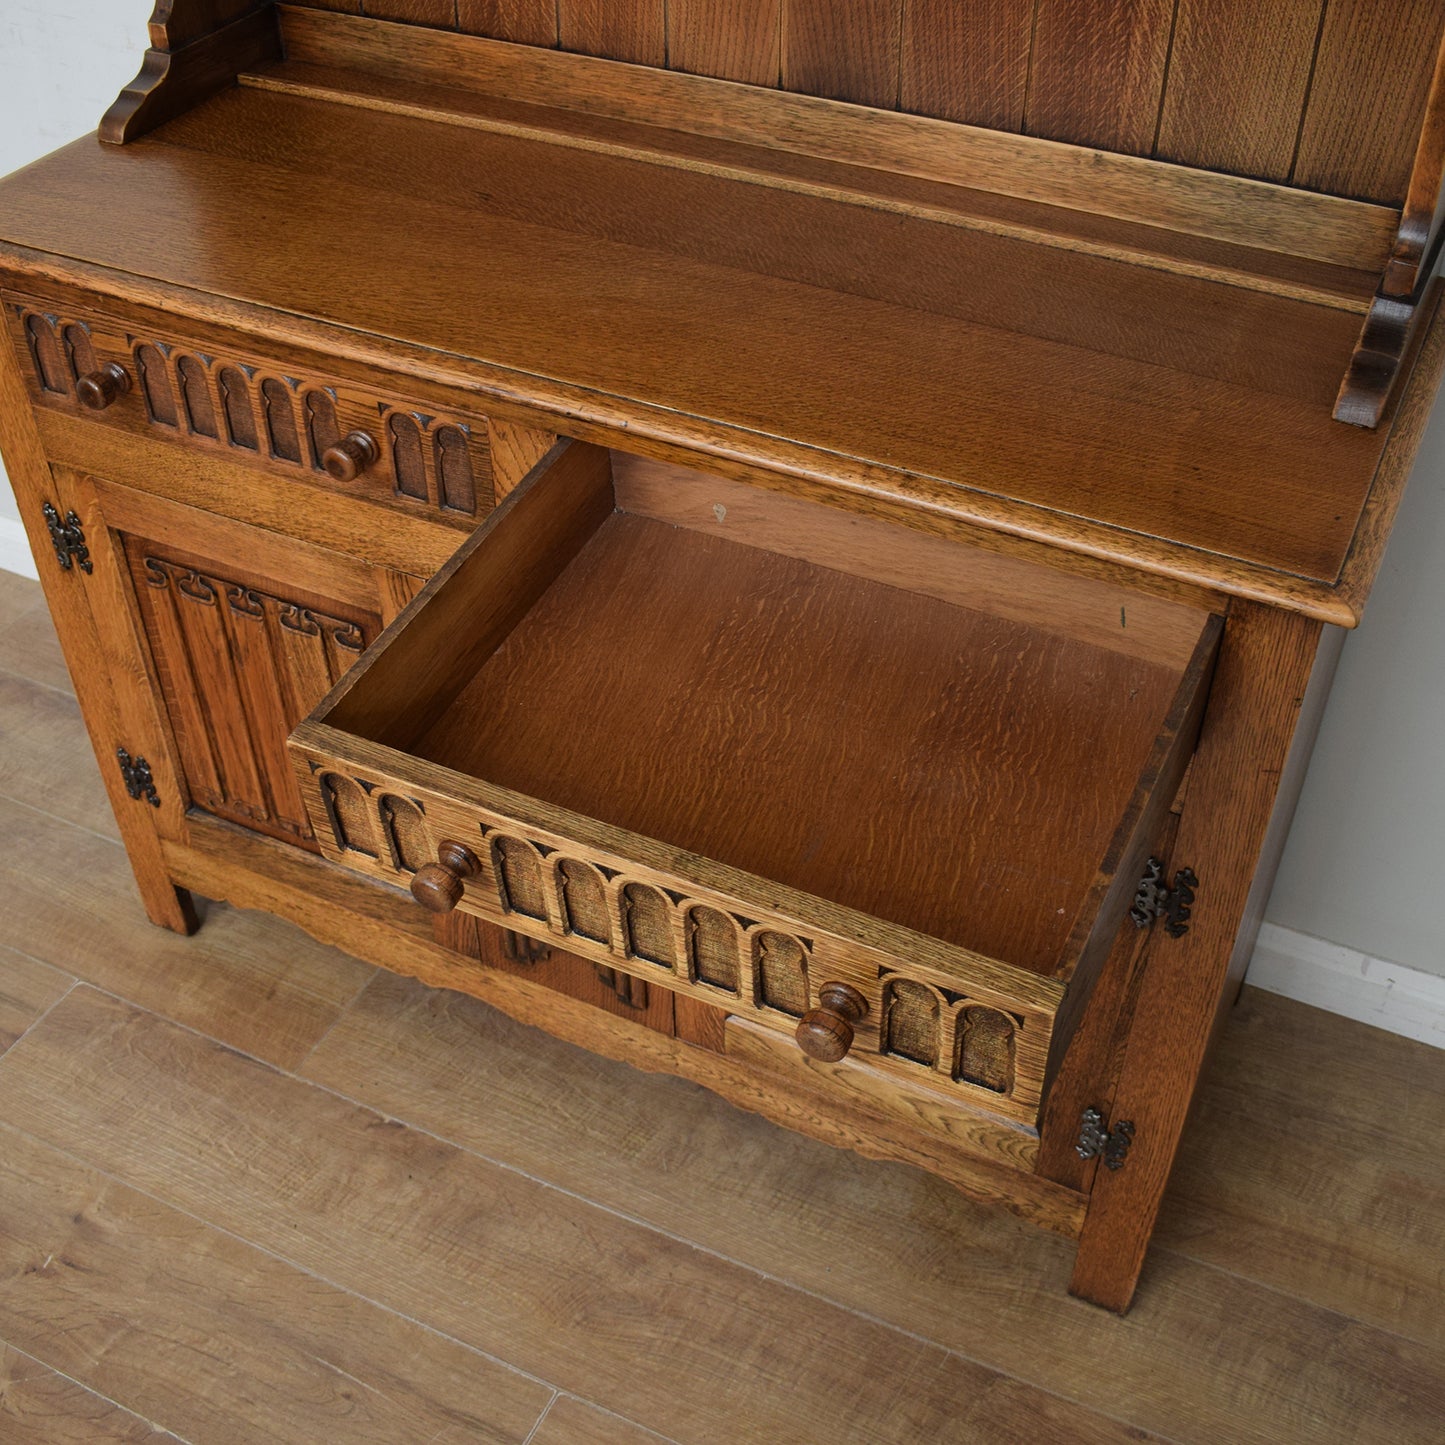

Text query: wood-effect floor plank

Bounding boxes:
[0,947,71,1058]
[0,1123,550,1444]
[0,570,38,630]
[0,670,119,840]
[0,1342,182,1444]
[300,970,1445,1445]
[0,588,72,696]
[1156,988,1445,1350]
[528,1396,670,1445]
[0,796,373,1069]
[0,987,1164,1445]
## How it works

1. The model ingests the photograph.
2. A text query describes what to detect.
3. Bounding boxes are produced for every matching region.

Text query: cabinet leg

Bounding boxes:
[142,880,201,936]
[1068,601,1324,1313]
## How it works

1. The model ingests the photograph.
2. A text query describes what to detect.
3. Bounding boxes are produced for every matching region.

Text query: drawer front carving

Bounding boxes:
[7,295,494,525]
[131,542,382,850]
[288,737,1059,1126]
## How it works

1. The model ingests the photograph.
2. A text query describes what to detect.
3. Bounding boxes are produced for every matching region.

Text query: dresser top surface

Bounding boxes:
[0,78,1433,621]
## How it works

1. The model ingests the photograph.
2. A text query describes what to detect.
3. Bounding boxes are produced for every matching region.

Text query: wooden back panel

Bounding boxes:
[291,0,1445,204]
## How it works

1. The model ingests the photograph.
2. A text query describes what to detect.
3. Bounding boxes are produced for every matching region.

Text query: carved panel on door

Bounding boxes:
[126,540,382,849]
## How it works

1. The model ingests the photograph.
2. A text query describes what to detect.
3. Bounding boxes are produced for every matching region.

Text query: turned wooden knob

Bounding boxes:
[410,840,482,913]
[322,430,380,482]
[796,982,869,1062]
[76,362,131,411]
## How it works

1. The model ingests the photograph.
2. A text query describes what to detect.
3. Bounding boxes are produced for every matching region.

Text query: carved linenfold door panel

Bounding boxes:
[122,536,383,849]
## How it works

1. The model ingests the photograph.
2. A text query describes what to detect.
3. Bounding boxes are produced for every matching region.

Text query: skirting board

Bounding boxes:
[0,514,38,580]
[1248,922,1445,1048]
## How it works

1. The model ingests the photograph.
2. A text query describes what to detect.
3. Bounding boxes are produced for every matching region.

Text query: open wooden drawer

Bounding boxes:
[288,440,1221,1129]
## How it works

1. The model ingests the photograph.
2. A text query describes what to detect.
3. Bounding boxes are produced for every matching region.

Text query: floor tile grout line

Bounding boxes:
[2,984,1230,1442]
[0,1333,194,1443]
[0,787,126,850]
[546,1393,684,1444]
[11,969,1432,1398]
[519,1390,560,1445]
[4,976,81,1057]
[0,654,77,701]
[0,1113,574,1413]
[291,965,382,1077]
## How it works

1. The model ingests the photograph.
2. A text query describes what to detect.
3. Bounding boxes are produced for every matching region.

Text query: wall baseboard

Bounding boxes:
[1247,922,1445,1047]
[0,515,38,580]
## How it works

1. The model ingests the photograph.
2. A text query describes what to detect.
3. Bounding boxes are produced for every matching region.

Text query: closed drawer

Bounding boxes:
[287,441,1221,1130]
[5,289,497,527]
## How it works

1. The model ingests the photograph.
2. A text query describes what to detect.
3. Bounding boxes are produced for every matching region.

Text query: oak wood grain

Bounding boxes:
[1070,602,1324,1312]
[457,0,559,46]
[0,343,194,935]
[557,0,666,66]
[0,1122,551,1443]
[780,0,902,109]
[668,0,780,86]
[163,818,1078,1227]
[0,1343,181,1445]
[900,0,1030,131]
[409,508,1187,974]
[274,9,1399,269]
[1294,0,1445,204]
[0,987,1139,1443]
[1154,0,1325,182]
[1027,0,1175,156]
[0,104,1396,605]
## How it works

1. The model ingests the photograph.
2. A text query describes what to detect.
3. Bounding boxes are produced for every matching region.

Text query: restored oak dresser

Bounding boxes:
[3,0,1443,1313]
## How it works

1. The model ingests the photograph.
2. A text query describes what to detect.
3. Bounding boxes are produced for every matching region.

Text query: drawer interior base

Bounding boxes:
[399,453,1206,979]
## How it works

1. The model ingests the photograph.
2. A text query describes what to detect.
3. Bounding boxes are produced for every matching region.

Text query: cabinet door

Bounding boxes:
[88,477,423,853]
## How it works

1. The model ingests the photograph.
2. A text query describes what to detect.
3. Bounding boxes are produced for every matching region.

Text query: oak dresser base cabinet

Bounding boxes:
[3,1,1444,1313]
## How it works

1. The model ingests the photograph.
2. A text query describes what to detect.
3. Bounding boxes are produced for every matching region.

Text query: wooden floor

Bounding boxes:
[0,567,1442,1444]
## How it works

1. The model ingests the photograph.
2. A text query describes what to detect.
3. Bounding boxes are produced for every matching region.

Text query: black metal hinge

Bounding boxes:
[1077,1106,1134,1171]
[1130,856,1199,937]
[43,501,91,574]
[116,749,160,808]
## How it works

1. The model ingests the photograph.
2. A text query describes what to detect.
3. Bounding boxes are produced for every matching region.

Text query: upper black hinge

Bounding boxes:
[1130,856,1199,937]
[1077,1106,1134,1171]
[43,501,92,574]
[116,748,160,808]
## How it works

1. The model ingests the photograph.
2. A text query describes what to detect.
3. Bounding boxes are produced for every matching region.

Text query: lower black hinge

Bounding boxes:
[116,748,160,808]
[1130,856,1199,937]
[43,501,92,574]
[1077,1106,1134,1171]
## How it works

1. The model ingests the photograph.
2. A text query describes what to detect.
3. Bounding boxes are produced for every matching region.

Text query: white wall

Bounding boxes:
[0,0,150,528]
[0,3,1441,1038]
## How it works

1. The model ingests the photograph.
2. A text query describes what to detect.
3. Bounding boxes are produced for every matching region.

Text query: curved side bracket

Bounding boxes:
[1336,24,1445,428]
[100,1,282,145]
[1335,225,1445,429]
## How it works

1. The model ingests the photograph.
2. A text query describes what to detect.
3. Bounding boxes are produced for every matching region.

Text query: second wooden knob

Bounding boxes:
[322,430,380,482]
[795,982,869,1062]
[410,840,482,914]
[77,362,131,411]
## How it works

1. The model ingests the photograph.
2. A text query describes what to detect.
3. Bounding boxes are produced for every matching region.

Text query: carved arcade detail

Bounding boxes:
[298,765,1045,1112]
[7,299,494,525]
